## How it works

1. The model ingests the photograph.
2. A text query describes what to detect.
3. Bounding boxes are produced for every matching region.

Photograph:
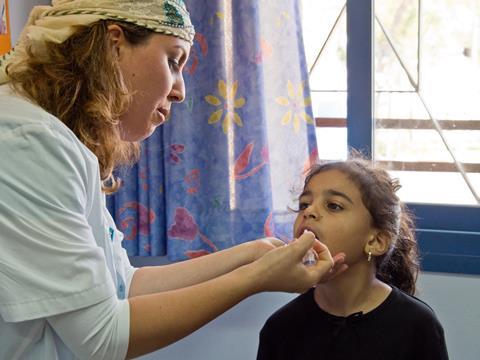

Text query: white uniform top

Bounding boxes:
[0,85,136,359]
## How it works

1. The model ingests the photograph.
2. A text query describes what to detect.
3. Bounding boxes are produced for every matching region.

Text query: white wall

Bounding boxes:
[9,0,50,45]
[417,272,480,360]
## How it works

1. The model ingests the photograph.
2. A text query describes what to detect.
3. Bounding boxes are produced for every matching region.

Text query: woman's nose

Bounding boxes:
[168,74,186,103]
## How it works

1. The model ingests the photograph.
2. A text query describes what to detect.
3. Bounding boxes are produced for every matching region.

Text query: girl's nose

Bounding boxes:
[303,206,320,220]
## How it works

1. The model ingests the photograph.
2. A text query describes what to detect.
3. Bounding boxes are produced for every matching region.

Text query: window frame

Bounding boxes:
[346,0,480,275]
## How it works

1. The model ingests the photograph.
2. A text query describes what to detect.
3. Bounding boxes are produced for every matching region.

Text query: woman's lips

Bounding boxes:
[154,108,169,125]
[158,107,170,119]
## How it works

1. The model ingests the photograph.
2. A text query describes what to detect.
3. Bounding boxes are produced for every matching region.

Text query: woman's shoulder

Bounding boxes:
[1,84,70,132]
[0,84,97,164]
[1,84,53,122]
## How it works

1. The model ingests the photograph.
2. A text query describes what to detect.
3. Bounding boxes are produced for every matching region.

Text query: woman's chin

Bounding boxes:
[120,127,156,142]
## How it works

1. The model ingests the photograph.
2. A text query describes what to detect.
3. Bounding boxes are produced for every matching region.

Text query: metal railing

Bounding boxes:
[315,116,480,173]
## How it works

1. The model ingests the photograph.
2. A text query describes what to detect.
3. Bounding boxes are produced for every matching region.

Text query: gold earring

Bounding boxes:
[367,251,372,262]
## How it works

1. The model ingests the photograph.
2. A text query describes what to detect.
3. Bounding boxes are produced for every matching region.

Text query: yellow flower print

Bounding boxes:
[205,80,246,134]
[276,80,314,133]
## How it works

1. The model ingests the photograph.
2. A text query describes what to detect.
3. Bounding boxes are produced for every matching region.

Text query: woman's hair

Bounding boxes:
[303,154,420,295]
[6,20,154,193]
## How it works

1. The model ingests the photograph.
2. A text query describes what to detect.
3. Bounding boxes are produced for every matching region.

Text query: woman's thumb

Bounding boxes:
[292,230,316,256]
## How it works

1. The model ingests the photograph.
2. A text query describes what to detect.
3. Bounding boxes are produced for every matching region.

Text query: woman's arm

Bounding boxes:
[127,232,333,358]
[128,238,284,296]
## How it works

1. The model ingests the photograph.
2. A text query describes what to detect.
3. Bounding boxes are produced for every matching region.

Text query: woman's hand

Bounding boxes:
[245,237,286,262]
[243,230,336,294]
[317,252,348,283]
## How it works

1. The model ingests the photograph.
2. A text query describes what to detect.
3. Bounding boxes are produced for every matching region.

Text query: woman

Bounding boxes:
[0,1,344,359]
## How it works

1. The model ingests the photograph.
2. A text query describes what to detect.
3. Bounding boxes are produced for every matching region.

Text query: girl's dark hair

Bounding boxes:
[304,154,420,295]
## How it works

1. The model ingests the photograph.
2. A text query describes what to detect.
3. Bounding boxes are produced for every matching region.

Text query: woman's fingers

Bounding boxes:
[267,238,287,247]
[318,252,348,283]
[289,232,335,286]
[250,231,344,293]
[288,230,316,258]
[331,253,346,269]
[249,237,287,262]
[294,233,349,285]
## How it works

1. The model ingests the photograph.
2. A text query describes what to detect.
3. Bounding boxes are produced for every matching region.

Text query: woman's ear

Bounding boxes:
[365,230,391,257]
[106,24,126,57]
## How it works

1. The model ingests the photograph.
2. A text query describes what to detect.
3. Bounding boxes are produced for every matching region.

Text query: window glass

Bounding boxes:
[301,0,347,160]
[374,0,480,205]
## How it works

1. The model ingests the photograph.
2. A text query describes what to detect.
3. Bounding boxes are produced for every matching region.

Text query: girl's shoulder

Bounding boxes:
[385,286,444,326]
[391,286,436,312]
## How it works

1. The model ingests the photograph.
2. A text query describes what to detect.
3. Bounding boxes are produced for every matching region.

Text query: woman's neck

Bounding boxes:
[313,263,391,317]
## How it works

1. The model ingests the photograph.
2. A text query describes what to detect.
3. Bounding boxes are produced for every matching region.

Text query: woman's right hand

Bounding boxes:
[243,230,336,294]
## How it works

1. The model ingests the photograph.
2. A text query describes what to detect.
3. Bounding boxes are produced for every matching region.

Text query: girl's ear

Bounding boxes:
[365,230,391,257]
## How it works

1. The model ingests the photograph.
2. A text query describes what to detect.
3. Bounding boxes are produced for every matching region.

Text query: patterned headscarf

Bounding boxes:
[0,0,195,84]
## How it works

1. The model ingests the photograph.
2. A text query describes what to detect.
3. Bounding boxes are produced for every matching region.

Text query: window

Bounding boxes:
[301,0,480,274]
[302,0,348,160]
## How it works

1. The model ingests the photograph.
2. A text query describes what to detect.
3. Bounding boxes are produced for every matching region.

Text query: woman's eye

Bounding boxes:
[168,58,180,70]
[327,202,343,211]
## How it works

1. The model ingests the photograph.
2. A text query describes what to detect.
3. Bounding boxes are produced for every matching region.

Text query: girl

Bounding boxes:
[0,1,344,359]
[257,157,449,360]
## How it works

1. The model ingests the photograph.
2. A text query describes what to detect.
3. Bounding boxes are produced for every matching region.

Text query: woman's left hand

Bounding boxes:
[245,237,286,262]
[317,252,348,283]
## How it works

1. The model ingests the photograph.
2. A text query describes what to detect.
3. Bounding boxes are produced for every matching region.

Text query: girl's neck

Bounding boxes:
[313,263,391,317]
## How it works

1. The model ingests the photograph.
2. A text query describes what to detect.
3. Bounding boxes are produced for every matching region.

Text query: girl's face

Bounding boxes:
[293,169,377,266]
[115,30,190,141]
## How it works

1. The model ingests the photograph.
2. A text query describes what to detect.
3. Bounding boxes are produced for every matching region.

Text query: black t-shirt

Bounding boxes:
[257,286,448,360]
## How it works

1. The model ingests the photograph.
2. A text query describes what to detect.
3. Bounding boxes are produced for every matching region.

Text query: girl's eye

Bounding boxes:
[326,202,343,211]
[298,202,309,211]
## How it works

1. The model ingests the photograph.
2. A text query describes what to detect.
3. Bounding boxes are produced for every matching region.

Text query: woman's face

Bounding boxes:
[293,169,377,265]
[113,27,191,141]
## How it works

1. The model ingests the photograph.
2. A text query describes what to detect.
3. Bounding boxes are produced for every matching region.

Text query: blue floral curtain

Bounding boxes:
[107,0,318,260]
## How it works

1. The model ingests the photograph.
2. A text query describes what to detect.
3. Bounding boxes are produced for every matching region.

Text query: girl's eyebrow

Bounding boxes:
[324,189,354,204]
[299,190,312,198]
[300,188,354,204]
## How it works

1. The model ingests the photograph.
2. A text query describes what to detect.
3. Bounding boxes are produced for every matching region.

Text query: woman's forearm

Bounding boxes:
[128,241,261,296]
[127,263,258,358]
